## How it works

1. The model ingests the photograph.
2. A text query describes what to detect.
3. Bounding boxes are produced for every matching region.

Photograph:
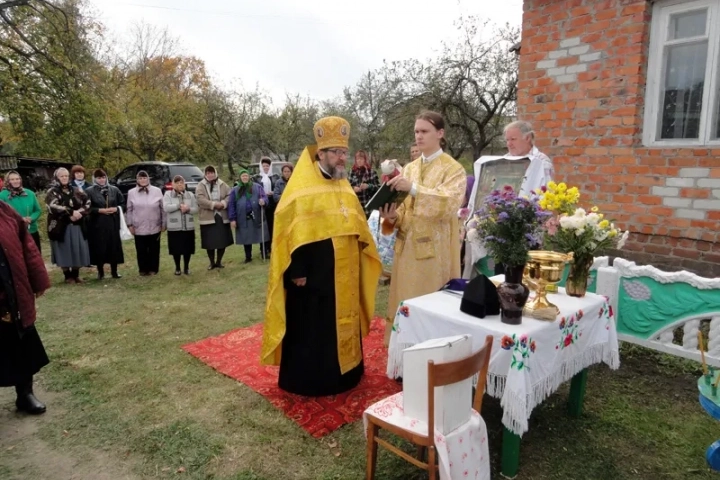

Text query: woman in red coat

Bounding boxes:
[0,201,51,414]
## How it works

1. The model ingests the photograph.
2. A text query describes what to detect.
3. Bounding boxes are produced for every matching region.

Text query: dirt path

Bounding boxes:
[0,386,141,480]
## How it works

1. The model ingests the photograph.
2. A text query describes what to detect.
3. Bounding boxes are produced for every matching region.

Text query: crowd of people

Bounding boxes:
[0,110,552,416]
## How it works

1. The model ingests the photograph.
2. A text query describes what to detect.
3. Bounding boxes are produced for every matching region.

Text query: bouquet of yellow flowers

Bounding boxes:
[538,181,580,215]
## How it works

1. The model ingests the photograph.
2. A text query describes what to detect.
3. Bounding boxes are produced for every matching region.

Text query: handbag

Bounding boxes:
[118,206,133,241]
[47,214,68,242]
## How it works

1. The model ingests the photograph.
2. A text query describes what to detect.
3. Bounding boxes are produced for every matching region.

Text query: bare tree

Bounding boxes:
[341,16,518,162]
[202,84,269,177]
[406,17,519,159]
[250,94,319,162]
[342,66,407,166]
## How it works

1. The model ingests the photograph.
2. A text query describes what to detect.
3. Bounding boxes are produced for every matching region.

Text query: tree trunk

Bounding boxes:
[473,144,483,161]
[226,156,235,178]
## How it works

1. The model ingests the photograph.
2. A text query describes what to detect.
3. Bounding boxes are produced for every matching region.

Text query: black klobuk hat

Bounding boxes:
[460,274,500,318]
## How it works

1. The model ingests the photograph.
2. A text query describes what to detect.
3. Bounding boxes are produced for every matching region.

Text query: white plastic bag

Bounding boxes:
[118,206,133,241]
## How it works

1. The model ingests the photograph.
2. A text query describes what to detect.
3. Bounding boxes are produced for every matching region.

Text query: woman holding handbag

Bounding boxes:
[45,168,91,284]
[85,169,125,280]
[163,176,198,275]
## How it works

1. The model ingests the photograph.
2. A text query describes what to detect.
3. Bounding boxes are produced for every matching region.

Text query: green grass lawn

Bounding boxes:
[0,232,717,479]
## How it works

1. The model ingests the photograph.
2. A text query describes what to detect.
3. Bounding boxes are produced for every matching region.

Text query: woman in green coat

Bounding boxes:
[0,171,43,254]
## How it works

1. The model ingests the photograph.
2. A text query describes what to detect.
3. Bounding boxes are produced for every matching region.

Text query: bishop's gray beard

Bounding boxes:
[330,167,347,180]
[319,160,347,180]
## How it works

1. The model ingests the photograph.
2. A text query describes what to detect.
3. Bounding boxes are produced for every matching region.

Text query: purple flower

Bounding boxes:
[498,212,509,221]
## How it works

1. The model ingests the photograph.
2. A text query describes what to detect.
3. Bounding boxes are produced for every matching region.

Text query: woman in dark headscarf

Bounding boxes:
[273,163,293,204]
[228,169,270,263]
[85,169,125,280]
[45,167,91,284]
[0,170,43,254]
[195,165,233,269]
[0,200,51,414]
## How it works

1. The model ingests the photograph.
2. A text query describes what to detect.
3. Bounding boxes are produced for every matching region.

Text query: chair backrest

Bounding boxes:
[426,335,493,435]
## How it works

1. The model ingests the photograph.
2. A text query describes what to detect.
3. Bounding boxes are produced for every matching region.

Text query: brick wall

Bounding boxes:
[518,0,720,278]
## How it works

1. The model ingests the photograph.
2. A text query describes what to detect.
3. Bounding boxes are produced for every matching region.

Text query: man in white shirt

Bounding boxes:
[503,120,554,196]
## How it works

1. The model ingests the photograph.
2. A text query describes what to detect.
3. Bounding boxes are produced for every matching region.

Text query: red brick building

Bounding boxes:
[517,0,720,276]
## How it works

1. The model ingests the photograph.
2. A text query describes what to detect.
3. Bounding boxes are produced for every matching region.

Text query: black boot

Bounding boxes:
[111,264,122,279]
[97,265,104,280]
[215,248,226,268]
[71,268,83,284]
[15,378,46,415]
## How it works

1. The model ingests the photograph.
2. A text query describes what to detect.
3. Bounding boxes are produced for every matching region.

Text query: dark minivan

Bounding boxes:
[110,162,204,206]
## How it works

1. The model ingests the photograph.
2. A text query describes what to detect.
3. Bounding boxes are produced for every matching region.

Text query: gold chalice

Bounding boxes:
[523,251,572,317]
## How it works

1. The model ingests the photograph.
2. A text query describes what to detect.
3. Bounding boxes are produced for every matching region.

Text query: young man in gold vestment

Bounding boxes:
[260,116,382,396]
[380,111,467,345]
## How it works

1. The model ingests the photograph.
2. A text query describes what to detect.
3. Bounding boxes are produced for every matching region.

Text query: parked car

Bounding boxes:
[246,161,288,177]
[110,162,204,206]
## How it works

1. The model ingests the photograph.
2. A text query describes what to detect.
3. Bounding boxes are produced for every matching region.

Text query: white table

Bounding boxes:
[387,288,619,477]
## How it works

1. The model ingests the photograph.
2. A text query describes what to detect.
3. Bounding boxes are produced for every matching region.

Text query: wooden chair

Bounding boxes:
[365,335,493,480]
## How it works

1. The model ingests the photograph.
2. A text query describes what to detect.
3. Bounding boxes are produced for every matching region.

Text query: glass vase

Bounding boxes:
[497,264,530,325]
[565,254,594,297]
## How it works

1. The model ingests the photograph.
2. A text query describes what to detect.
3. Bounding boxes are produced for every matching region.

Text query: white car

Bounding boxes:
[246,162,287,177]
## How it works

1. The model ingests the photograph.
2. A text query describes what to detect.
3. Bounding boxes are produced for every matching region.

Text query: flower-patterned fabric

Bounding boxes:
[387,290,619,436]
[367,210,396,272]
[363,392,491,480]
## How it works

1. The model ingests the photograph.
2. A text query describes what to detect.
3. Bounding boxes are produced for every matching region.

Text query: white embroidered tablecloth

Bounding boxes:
[364,392,491,480]
[387,289,620,436]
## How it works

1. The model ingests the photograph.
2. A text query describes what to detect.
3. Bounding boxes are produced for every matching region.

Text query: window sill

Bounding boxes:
[642,140,720,148]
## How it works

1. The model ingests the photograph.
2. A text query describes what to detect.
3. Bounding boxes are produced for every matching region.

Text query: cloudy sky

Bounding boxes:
[89,0,523,104]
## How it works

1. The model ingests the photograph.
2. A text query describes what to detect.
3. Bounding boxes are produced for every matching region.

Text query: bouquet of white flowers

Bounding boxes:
[551,207,629,257]
[537,181,629,296]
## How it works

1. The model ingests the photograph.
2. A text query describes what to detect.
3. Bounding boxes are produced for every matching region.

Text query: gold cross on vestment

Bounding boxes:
[339,200,349,221]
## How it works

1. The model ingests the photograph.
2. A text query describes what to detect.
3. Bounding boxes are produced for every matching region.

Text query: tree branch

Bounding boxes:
[0,1,30,10]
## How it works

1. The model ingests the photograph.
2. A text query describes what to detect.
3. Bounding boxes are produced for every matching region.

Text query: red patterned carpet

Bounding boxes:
[181,316,401,438]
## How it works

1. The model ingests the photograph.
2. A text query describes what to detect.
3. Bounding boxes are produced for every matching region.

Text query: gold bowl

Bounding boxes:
[523,251,572,317]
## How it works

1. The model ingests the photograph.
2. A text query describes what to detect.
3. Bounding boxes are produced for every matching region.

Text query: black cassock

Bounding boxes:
[279,238,364,396]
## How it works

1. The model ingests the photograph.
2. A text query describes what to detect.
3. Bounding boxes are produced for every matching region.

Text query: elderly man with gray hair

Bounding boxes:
[503,120,554,196]
[461,120,555,278]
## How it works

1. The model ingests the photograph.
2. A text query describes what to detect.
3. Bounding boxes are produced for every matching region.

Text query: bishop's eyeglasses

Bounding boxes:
[327,149,349,157]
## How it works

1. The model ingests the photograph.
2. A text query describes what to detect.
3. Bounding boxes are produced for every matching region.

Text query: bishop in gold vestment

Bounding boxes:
[260,116,382,396]
[382,150,467,337]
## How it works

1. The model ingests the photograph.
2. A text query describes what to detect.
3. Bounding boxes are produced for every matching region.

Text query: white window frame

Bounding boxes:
[643,0,720,147]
